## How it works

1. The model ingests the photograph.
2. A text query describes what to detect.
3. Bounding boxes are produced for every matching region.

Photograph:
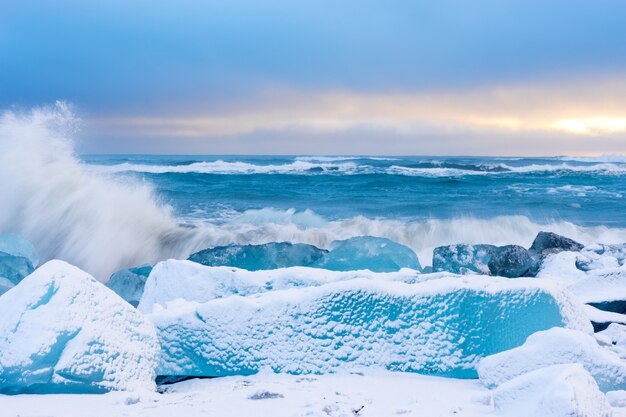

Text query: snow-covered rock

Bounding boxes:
[188,242,327,271]
[0,260,160,394]
[311,236,422,272]
[149,275,590,377]
[492,364,611,417]
[138,260,419,313]
[106,264,152,307]
[432,244,496,275]
[478,327,626,392]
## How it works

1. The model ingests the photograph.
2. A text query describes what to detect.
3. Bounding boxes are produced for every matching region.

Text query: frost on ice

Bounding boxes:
[148,274,590,378]
[138,260,419,312]
[477,327,626,392]
[0,260,160,394]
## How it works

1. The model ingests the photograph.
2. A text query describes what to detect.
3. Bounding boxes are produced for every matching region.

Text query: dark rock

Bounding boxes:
[530,232,584,258]
[488,245,540,278]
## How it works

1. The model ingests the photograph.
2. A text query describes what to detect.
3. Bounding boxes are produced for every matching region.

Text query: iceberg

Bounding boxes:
[477,327,626,392]
[188,242,327,271]
[491,364,611,417]
[106,264,153,307]
[0,233,39,268]
[149,275,590,378]
[432,244,496,275]
[0,260,160,394]
[138,259,418,312]
[312,236,422,272]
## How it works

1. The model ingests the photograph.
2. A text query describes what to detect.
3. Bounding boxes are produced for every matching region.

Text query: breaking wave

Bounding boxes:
[1,103,625,280]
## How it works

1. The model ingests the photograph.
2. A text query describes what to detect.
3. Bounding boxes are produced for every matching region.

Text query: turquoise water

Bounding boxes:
[84,155,626,227]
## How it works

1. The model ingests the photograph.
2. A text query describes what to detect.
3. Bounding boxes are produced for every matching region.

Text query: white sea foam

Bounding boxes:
[91,160,626,176]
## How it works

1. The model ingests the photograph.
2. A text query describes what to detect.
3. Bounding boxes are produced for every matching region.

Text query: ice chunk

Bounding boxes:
[0,251,34,288]
[432,244,496,275]
[530,231,584,259]
[0,233,39,268]
[138,259,418,312]
[477,327,626,392]
[488,245,540,278]
[106,264,153,307]
[492,364,611,417]
[188,242,327,271]
[312,236,422,272]
[0,260,160,394]
[149,276,590,378]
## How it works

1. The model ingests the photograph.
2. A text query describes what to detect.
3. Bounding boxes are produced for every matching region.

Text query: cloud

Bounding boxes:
[88,76,626,138]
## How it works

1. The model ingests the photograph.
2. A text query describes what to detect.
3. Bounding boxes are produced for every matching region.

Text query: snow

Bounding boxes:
[138,260,420,313]
[149,274,590,377]
[0,260,160,394]
[492,364,612,417]
[477,327,626,392]
[0,370,494,417]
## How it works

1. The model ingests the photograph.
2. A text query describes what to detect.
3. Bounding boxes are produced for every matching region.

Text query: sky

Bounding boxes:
[2,0,626,155]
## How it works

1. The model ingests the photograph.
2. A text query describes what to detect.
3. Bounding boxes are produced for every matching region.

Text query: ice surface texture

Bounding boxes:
[478,327,626,392]
[106,264,153,307]
[148,274,590,378]
[138,260,419,312]
[311,236,422,272]
[189,242,327,271]
[0,260,160,394]
[492,364,611,417]
[432,244,496,275]
[188,237,422,273]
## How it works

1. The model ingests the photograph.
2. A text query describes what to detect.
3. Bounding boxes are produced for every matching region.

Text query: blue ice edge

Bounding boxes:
[149,275,591,379]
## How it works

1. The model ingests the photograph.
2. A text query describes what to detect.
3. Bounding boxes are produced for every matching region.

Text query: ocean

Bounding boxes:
[2,110,626,279]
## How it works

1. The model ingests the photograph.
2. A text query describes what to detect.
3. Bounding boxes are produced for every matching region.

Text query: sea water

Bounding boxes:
[2,106,626,279]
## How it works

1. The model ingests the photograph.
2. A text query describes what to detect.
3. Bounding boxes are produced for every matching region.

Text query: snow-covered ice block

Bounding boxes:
[492,364,611,417]
[150,276,590,377]
[597,323,626,360]
[312,236,422,272]
[106,264,152,307]
[478,327,626,392]
[0,260,160,394]
[432,244,496,275]
[0,233,39,268]
[138,259,418,313]
[188,242,328,271]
